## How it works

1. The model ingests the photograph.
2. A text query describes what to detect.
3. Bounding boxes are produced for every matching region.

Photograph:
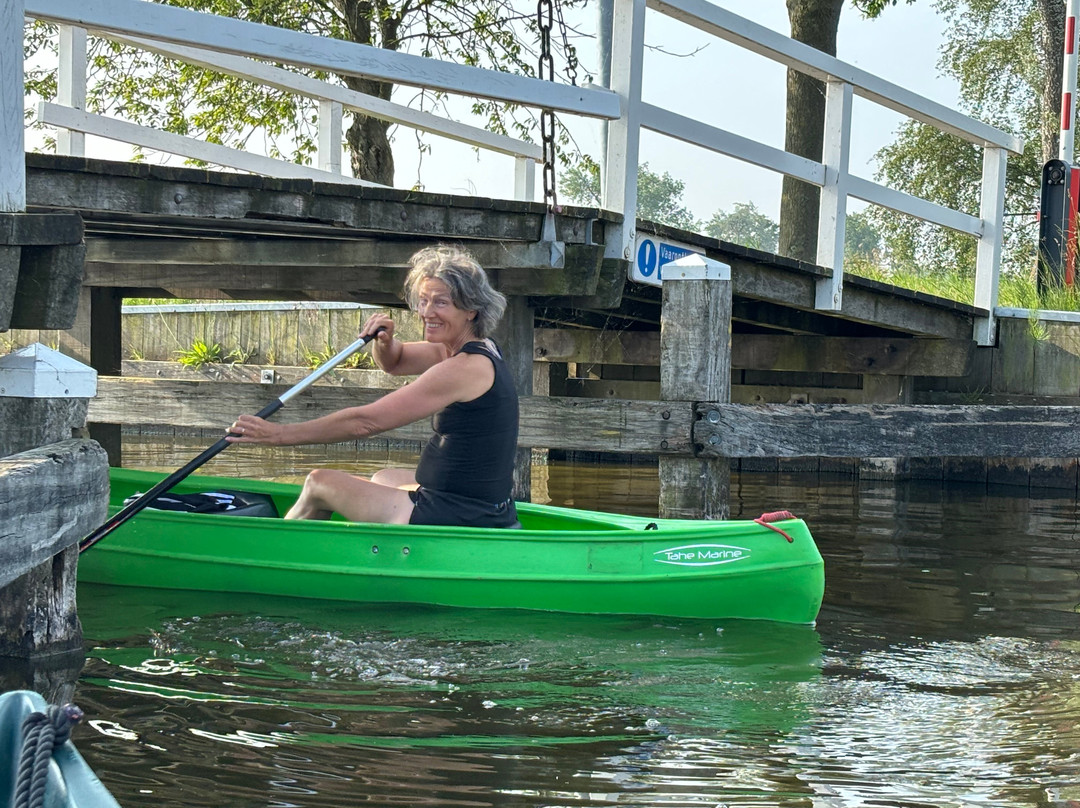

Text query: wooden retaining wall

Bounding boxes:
[13,300,1080,494]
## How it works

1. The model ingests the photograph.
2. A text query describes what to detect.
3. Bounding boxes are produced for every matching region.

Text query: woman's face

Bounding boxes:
[415,277,476,346]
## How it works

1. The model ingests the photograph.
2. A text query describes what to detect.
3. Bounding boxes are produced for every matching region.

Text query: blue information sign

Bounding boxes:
[631,235,704,286]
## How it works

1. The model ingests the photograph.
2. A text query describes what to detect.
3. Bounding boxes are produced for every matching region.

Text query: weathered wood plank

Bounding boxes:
[694,403,1080,458]
[84,240,600,296]
[0,398,88,459]
[534,329,974,376]
[88,377,695,454]
[0,439,109,590]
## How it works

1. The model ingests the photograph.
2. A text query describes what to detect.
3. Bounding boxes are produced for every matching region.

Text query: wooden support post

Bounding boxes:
[659,255,732,519]
[89,288,124,465]
[495,295,534,502]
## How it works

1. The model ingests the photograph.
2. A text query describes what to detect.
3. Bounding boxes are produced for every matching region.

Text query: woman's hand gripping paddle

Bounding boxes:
[78,328,386,553]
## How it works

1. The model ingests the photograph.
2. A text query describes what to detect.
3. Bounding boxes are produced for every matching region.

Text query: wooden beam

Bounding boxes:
[736,335,974,376]
[86,378,1080,459]
[694,403,1080,458]
[534,329,975,377]
[84,239,604,297]
[87,378,694,455]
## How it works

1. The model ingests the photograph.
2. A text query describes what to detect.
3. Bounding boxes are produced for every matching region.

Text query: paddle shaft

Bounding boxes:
[78,329,385,553]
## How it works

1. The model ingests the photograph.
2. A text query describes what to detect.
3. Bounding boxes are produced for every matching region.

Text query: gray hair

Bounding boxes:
[403,246,506,339]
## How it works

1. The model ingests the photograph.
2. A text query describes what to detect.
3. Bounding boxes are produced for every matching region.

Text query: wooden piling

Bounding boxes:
[658,256,732,519]
[88,287,123,465]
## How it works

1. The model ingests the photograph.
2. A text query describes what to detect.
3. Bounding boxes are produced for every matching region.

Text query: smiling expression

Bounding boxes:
[415,278,477,351]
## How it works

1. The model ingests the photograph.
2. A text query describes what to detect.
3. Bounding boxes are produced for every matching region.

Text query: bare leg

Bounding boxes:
[286,468,415,524]
[370,467,418,490]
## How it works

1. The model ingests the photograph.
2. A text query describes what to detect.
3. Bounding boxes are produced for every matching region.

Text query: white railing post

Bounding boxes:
[603,0,645,264]
[1,0,25,211]
[815,78,852,311]
[513,156,535,201]
[58,25,88,157]
[974,146,1008,346]
[317,99,342,175]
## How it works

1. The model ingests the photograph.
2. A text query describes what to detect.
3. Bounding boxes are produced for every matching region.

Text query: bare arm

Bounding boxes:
[363,312,449,376]
[227,352,495,446]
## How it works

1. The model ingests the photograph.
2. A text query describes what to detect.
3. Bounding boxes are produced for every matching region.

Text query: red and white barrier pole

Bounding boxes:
[1061,0,1080,284]
[1062,0,1080,163]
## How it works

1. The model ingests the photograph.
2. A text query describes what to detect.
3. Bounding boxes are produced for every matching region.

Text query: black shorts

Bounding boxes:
[408,487,519,528]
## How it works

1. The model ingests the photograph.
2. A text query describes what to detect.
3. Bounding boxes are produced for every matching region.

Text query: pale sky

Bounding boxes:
[391,1,961,222]
[25,1,963,225]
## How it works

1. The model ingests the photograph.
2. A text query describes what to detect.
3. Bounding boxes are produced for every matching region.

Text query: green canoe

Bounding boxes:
[79,468,825,624]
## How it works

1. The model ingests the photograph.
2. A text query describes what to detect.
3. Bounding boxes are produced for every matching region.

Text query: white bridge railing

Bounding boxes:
[9,0,1022,345]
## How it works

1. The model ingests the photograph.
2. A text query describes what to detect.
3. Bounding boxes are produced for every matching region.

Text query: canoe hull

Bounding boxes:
[79,469,826,623]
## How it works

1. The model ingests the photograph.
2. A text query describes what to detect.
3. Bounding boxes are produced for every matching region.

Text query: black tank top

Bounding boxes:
[414,340,519,503]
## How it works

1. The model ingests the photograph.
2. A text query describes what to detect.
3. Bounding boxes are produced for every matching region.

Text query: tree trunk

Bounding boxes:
[779,0,845,264]
[343,77,395,185]
[335,0,397,185]
[1037,0,1065,163]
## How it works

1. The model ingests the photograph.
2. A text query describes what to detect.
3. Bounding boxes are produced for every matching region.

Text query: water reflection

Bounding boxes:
[67,438,1080,806]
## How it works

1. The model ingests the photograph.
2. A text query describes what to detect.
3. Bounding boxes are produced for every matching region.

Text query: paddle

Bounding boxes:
[78,328,386,554]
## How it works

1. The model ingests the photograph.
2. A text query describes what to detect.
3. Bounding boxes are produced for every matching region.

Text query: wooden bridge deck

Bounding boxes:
[28,153,979,342]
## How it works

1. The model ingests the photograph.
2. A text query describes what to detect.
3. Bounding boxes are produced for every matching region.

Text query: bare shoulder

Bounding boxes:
[417,349,494,401]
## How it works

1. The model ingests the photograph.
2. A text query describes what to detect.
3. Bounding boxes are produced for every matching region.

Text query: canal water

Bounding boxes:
[70,440,1080,807]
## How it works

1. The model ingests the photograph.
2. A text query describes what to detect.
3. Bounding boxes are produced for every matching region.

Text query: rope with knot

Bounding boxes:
[13,704,84,808]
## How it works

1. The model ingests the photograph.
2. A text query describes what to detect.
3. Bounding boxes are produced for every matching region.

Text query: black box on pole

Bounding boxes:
[1038,158,1074,291]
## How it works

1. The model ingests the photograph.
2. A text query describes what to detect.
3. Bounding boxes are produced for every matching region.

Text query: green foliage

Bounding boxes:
[844,210,883,261]
[176,339,223,369]
[561,159,698,231]
[866,0,1045,280]
[852,0,918,17]
[704,202,779,252]
[560,155,602,206]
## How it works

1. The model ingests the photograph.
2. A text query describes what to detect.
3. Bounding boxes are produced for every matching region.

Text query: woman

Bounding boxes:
[226,245,520,528]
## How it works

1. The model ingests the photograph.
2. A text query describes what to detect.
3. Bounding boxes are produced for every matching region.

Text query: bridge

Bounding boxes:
[6,0,1080,523]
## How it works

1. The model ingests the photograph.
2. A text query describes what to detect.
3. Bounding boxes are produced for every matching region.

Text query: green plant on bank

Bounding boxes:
[303,344,376,371]
[176,339,223,369]
[225,345,255,364]
[845,256,1080,314]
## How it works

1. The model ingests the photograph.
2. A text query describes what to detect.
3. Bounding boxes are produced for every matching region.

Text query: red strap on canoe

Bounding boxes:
[754,510,796,543]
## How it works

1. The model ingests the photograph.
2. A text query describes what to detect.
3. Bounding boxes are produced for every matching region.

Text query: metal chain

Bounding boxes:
[537,0,558,211]
[555,1,578,87]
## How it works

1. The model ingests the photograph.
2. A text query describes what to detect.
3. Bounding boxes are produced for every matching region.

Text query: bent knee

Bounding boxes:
[303,467,347,491]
